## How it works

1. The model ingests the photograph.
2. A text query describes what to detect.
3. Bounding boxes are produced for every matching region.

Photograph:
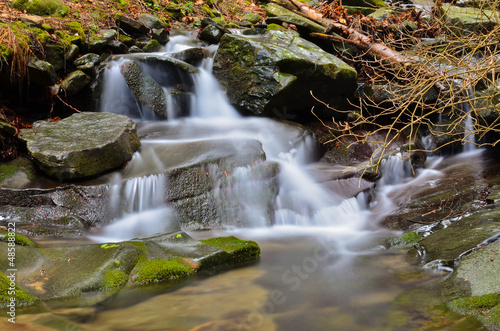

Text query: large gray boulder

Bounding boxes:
[212,29,357,117]
[19,112,141,180]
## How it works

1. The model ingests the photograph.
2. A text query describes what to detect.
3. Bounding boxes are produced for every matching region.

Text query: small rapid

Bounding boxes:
[93,33,414,252]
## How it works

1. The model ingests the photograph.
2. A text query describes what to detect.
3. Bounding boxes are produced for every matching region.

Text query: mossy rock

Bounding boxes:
[0,241,143,300]
[386,231,422,248]
[0,157,37,188]
[213,29,357,117]
[447,294,500,330]
[0,272,38,309]
[134,257,195,284]
[201,236,260,263]
[142,39,161,53]
[241,13,262,24]
[0,231,37,247]
[12,0,67,16]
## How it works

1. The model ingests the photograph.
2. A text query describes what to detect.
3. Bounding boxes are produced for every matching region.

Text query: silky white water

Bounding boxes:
[94,36,399,251]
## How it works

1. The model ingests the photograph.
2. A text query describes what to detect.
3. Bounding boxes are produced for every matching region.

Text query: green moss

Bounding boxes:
[113,0,130,10]
[12,0,67,16]
[448,294,500,328]
[0,272,38,308]
[126,241,149,252]
[0,164,16,182]
[267,23,289,33]
[135,258,194,284]
[0,231,37,247]
[386,231,422,247]
[102,270,129,289]
[101,243,120,249]
[200,236,260,262]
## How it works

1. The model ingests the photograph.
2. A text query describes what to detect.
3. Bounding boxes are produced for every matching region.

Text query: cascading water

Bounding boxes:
[462,88,477,152]
[94,35,381,251]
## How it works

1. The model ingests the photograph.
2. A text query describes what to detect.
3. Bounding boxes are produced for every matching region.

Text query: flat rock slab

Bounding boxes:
[20,112,141,180]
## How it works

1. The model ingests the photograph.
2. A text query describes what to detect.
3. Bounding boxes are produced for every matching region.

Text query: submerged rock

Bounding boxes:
[0,232,260,306]
[19,112,141,180]
[213,29,357,117]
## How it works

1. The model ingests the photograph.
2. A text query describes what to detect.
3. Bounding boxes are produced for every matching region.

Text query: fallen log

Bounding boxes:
[275,0,415,69]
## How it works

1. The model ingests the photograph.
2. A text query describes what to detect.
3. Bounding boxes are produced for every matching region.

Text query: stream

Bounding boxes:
[1,33,491,330]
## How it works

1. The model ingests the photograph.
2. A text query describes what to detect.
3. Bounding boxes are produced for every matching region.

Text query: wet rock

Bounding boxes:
[242,13,262,24]
[19,112,141,180]
[169,47,204,65]
[0,183,110,236]
[0,157,38,189]
[152,28,169,44]
[119,60,168,118]
[142,39,161,53]
[199,24,223,44]
[138,14,167,30]
[129,233,260,284]
[115,14,149,36]
[406,208,500,265]
[0,272,38,309]
[0,241,143,301]
[380,152,495,231]
[60,70,90,96]
[129,45,142,53]
[112,53,200,118]
[74,53,100,67]
[89,29,118,53]
[213,30,357,117]
[200,17,231,34]
[0,233,260,304]
[443,4,498,34]
[0,119,17,136]
[118,34,135,47]
[105,40,129,54]
[43,43,65,72]
[27,58,57,86]
[65,44,79,64]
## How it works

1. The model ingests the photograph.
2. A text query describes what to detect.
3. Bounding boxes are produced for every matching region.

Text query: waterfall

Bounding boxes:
[95,34,388,247]
[462,88,476,152]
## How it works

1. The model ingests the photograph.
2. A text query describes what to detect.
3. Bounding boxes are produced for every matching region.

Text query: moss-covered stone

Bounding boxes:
[102,269,129,289]
[60,70,90,96]
[142,39,161,52]
[448,294,500,329]
[386,231,422,247]
[135,257,195,284]
[12,0,67,16]
[201,236,260,263]
[0,241,143,300]
[212,30,357,117]
[0,272,38,308]
[0,231,37,247]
